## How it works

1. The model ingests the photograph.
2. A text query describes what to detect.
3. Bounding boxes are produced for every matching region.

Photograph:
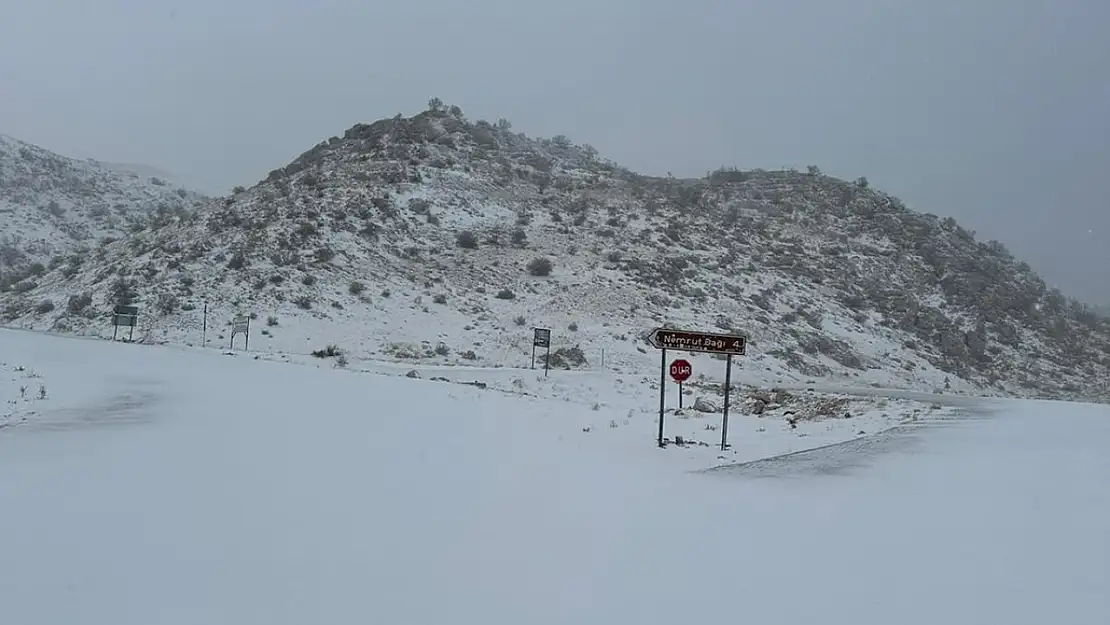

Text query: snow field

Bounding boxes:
[1,329,1109,624]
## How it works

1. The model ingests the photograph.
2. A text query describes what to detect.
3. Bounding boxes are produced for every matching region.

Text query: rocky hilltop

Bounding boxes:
[0,134,205,289]
[2,101,1107,401]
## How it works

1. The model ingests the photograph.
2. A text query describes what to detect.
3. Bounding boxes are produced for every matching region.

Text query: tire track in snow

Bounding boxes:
[698,398,1002,478]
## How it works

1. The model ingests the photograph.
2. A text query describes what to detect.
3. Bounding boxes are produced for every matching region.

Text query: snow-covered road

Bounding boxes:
[2,329,1109,624]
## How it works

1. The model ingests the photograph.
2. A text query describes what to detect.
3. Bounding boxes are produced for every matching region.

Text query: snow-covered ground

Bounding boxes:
[2,328,1108,624]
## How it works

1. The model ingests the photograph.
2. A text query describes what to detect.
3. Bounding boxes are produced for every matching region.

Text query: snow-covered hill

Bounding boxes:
[0,134,205,287]
[2,101,1108,402]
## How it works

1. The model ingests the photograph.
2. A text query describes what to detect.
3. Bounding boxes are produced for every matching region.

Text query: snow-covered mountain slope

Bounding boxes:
[0,134,205,285]
[2,102,1108,402]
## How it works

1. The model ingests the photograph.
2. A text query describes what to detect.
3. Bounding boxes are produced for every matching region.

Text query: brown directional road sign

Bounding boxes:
[647,327,746,356]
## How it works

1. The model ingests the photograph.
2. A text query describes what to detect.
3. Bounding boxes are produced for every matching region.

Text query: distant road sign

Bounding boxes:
[110,304,138,341]
[533,327,551,348]
[231,316,250,336]
[229,315,251,350]
[112,313,136,327]
[669,359,692,383]
[647,328,746,356]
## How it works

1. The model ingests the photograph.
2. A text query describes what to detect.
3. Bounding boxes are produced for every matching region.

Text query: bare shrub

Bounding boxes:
[527,257,553,276]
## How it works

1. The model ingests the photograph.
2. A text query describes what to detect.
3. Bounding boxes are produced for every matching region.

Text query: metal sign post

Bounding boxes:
[647,327,746,449]
[721,355,733,451]
[657,348,667,447]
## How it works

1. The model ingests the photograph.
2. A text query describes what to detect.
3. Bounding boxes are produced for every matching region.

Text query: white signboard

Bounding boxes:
[231,316,249,335]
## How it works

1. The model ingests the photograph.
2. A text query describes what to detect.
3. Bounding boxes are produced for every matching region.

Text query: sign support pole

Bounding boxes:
[113,324,118,341]
[678,381,684,410]
[544,343,550,377]
[531,343,536,369]
[202,302,208,347]
[245,317,250,352]
[657,348,667,447]
[721,354,733,450]
[129,321,135,342]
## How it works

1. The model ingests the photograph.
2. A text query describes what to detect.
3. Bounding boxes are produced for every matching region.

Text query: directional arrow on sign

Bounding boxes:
[647,327,746,356]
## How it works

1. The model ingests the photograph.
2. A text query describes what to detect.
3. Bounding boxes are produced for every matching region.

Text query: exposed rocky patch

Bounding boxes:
[0,134,205,294]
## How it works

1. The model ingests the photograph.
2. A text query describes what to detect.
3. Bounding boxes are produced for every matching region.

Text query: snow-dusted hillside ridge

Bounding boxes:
[0,134,205,284]
[2,100,1108,402]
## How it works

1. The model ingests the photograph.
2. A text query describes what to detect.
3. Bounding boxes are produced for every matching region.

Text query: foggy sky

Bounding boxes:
[2,0,1107,305]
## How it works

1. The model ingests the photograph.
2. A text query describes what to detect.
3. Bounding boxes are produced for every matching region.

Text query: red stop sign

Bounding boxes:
[669,359,692,383]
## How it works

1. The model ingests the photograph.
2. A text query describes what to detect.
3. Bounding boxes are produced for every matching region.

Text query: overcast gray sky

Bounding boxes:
[1,0,1107,304]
